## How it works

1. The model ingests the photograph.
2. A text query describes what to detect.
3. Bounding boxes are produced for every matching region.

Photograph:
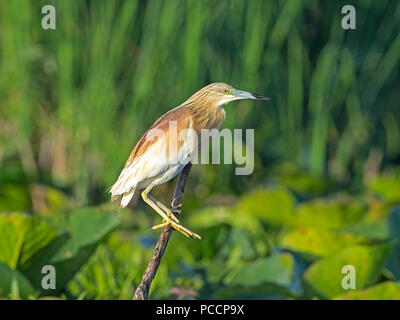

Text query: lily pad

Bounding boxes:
[333,281,400,300]
[338,220,390,240]
[226,253,294,287]
[367,174,400,203]
[293,198,366,229]
[0,213,61,269]
[188,206,232,229]
[279,227,369,257]
[236,187,295,226]
[0,261,36,298]
[303,244,393,299]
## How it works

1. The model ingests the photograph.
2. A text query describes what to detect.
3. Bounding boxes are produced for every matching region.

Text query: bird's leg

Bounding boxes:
[146,194,180,223]
[141,187,202,239]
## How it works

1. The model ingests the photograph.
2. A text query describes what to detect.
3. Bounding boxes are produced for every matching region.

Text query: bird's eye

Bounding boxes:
[223,89,230,94]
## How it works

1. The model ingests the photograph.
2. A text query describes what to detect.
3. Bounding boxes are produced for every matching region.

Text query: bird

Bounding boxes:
[109,82,269,239]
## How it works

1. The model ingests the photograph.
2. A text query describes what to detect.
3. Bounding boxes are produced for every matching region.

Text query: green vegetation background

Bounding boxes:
[0,0,399,299]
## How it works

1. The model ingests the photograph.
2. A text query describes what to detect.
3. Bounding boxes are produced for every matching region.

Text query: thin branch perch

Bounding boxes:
[133,162,192,300]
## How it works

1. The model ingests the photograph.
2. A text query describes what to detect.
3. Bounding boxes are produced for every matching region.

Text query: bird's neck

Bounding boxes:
[184,99,226,131]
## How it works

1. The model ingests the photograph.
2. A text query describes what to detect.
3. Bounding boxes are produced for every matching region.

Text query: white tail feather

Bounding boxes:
[120,188,136,208]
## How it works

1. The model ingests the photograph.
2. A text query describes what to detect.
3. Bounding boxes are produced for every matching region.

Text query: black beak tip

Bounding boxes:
[252,93,270,100]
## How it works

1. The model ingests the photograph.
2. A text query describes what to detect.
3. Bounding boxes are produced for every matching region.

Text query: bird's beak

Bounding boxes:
[231,89,270,101]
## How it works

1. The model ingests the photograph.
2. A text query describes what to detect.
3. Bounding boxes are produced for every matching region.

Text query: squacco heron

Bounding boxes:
[110,83,269,239]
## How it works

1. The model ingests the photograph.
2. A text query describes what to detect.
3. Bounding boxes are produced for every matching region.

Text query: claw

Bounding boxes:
[164,206,180,223]
[168,210,180,223]
[171,203,182,215]
[171,208,182,215]
[150,221,169,230]
[150,218,202,240]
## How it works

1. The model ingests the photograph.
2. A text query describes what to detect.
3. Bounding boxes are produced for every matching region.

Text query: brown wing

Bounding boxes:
[123,105,194,169]
[109,105,195,202]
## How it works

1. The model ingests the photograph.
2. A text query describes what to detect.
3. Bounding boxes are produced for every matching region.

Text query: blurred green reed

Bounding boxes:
[0,0,399,205]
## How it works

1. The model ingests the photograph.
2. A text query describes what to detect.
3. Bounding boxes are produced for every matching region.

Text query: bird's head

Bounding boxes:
[188,82,270,107]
